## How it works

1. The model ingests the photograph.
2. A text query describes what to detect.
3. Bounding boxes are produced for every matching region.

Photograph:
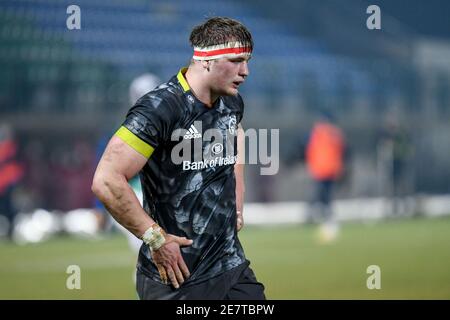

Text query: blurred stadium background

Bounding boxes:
[1,0,449,299]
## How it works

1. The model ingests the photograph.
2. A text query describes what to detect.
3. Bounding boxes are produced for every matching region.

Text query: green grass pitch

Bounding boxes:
[0,216,449,299]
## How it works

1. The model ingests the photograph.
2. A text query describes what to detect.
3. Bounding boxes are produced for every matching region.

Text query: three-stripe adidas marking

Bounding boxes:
[184,124,202,139]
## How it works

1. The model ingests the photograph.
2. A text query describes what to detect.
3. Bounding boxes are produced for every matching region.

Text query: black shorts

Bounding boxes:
[136,261,266,300]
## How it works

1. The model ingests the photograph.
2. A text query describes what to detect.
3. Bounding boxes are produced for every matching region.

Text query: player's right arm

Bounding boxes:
[91,134,192,288]
[92,135,152,237]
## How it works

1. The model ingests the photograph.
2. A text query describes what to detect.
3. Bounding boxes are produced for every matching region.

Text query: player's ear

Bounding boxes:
[201,60,210,71]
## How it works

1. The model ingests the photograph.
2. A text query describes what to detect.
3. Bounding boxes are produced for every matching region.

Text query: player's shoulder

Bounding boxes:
[131,77,186,117]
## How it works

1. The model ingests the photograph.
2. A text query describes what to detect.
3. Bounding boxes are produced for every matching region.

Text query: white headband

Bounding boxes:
[193,41,252,61]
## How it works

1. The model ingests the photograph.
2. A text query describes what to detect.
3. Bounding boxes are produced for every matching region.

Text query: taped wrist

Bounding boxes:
[142,224,166,251]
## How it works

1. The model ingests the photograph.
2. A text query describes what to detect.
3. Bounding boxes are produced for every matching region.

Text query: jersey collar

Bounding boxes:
[177,67,190,93]
[176,67,222,110]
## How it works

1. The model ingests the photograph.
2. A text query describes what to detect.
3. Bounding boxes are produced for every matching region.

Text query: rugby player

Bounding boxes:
[92,17,265,299]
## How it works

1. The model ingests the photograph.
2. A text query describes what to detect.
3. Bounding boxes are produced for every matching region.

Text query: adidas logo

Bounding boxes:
[183,124,202,139]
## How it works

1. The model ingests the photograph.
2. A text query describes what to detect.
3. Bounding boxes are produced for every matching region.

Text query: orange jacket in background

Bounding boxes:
[306,122,345,181]
[0,139,24,194]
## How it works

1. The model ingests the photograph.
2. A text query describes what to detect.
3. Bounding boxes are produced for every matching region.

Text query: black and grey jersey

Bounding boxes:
[116,68,246,285]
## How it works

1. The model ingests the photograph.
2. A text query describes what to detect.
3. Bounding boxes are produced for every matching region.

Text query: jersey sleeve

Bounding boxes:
[115,95,174,159]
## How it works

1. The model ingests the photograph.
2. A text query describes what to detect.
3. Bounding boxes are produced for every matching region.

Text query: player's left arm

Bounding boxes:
[235,124,245,231]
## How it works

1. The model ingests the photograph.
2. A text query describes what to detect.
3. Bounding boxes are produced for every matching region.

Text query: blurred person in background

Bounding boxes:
[378,117,414,216]
[0,123,24,240]
[21,140,49,211]
[51,140,96,211]
[305,112,346,243]
[92,17,265,300]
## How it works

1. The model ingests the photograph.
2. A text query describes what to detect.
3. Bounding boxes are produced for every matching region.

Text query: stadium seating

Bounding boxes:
[0,0,373,114]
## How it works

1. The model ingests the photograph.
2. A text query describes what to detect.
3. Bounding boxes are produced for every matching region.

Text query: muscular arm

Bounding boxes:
[91,135,153,237]
[92,135,191,288]
[235,124,245,231]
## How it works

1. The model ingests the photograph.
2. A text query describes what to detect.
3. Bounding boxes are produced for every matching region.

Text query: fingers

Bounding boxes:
[171,257,192,288]
[172,264,185,286]
[165,265,180,289]
[156,263,168,285]
[152,237,193,289]
[156,262,186,289]
[174,236,193,247]
[237,212,243,231]
[237,219,243,231]
[178,256,191,279]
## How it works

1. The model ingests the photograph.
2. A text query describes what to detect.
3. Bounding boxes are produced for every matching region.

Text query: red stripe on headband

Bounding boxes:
[194,47,252,57]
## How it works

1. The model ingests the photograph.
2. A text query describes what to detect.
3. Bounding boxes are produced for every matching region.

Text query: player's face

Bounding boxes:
[209,56,250,96]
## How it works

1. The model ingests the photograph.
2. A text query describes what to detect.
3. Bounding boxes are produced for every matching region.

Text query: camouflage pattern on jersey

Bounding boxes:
[119,68,246,285]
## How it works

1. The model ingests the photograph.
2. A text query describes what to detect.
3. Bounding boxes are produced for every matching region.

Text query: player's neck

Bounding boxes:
[185,68,218,108]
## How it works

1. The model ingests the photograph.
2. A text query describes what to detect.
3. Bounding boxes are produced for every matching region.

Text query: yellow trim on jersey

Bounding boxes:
[177,67,190,92]
[115,126,154,158]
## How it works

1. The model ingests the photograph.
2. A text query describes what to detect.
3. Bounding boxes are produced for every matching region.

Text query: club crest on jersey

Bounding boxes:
[228,115,237,135]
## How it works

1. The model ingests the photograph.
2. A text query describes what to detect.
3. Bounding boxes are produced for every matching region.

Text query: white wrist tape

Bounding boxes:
[142,224,166,251]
